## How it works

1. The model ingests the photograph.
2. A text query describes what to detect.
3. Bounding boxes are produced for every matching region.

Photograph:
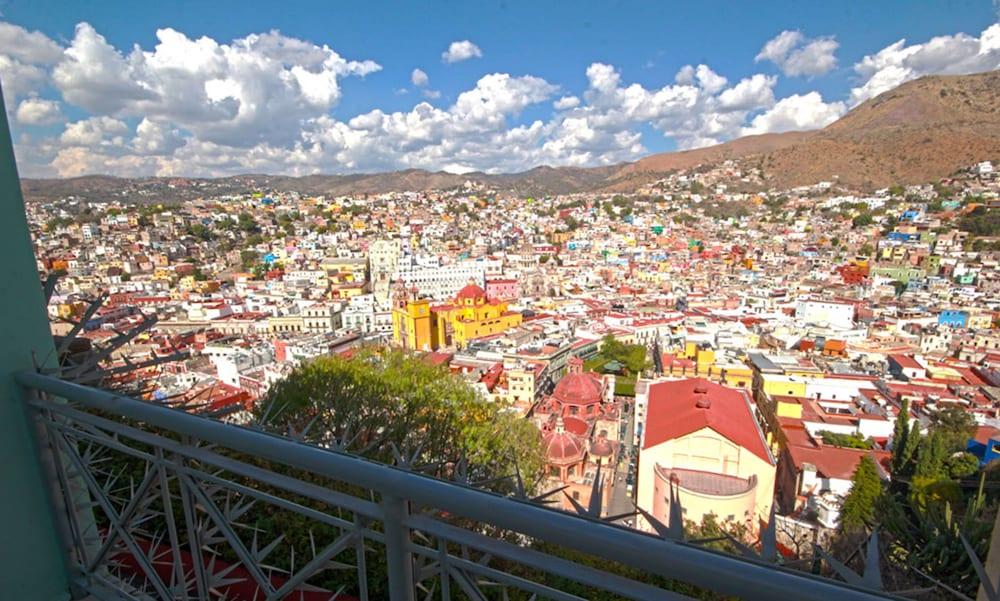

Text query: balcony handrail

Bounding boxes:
[18,369,894,600]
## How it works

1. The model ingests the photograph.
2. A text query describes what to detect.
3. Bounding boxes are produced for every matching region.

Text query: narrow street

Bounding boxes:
[608,396,637,523]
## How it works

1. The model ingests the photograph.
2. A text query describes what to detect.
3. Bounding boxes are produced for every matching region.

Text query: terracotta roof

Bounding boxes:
[543,427,585,463]
[642,378,773,464]
[455,283,486,301]
[563,416,590,436]
[974,425,1000,445]
[590,434,615,457]
[782,421,891,480]
[422,351,454,366]
[889,354,923,370]
[551,371,605,406]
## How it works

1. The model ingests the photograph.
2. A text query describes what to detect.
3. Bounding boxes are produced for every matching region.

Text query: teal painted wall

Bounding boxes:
[0,84,69,599]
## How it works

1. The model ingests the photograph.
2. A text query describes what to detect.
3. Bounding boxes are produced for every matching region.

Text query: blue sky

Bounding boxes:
[1,0,999,176]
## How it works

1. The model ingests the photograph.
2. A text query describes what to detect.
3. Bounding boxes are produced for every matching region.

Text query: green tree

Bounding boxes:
[914,431,949,481]
[946,452,980,479]
[931,407,976,453]
[240,250,259,271]
[816,430,872,450]
[958,206,1000,236]
[238,212,259,232]
[598,334,648,375]
[891,399,911,474]
[899,421,920,478]
[45,216,74,230]
[859,243,874,256]
[840,455,883,532]
[852,213,874,228]
[254,349,544,488]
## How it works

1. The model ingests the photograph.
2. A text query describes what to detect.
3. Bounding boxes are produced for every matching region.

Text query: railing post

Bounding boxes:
[381,494,415,601]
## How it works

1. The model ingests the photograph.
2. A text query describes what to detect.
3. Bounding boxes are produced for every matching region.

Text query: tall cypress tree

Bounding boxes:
[914,431,947,480]
[891,399,910,474]
[841,455,883,532]
[900,421,920,477]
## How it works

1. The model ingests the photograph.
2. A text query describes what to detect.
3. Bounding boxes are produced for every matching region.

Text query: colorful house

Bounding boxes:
[968,426,1000,467]
[392,283,522,351]
[636,378,775,537]
[938,310,969,328]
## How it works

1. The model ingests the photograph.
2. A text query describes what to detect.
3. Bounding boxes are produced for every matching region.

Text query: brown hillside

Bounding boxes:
[616,71,1000,190]
[762,71,1000,188]
[620,131,809,175]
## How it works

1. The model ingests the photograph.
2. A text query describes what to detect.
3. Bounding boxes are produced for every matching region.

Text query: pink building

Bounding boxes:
[486,278,520,301]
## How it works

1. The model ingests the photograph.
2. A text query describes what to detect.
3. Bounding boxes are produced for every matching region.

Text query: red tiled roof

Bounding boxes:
[889,354,923,370]
[543,428,585,463]
[423,351,454,366]
[782,421,891,480]
[563,416,590,436]
[643,378,772,464]
[974,425,1000,445]
[455,283,486,301]
[551,371,605,406]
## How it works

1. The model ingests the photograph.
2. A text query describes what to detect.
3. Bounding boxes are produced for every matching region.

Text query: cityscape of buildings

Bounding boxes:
[28,155,1000,555]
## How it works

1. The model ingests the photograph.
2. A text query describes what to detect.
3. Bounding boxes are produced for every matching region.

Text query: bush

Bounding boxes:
[816,430,872,449]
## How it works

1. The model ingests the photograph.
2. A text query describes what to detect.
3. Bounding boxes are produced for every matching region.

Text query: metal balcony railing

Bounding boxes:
[19,370,893,601]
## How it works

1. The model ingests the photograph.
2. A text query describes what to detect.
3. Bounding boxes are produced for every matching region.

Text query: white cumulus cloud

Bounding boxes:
[442,40,482,63]
[9,18,1000,178]
[0,22,65,108]
[51,23,380,147]
[60,116,128,147]
[411,68,429,87]
[553,95,580,110]
[742,92,846,135]
[717,74,776,111]
[849,23,1000,105]
[15,97,61,124]
[756,30,839,77]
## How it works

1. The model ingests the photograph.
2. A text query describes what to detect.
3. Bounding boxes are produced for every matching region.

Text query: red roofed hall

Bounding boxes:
[636,378,775,539]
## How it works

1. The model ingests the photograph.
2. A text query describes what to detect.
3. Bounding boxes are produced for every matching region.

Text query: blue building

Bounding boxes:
[938,309,968,328]
[887,231,921,242]
[967,427,1000,466]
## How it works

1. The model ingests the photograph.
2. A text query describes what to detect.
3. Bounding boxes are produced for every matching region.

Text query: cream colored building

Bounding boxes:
[636,378,776,537]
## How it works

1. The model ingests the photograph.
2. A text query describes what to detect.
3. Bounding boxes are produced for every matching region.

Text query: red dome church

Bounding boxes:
[533,356,622,513]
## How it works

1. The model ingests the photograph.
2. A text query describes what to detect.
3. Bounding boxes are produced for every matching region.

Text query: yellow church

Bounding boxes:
[392,283,522,351]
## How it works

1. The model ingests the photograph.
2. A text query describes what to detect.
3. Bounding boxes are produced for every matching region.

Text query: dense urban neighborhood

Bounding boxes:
[27,154,1000,570]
